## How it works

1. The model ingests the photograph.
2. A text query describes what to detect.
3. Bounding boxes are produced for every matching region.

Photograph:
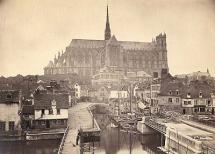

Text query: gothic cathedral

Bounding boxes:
[44,6,169,78]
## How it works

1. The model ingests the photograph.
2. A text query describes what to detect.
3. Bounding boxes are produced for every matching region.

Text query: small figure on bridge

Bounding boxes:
[76,131,80,145]
[76,128,83,145]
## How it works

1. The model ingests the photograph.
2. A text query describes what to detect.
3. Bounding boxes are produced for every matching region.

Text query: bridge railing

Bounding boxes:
[57,126,69,154]
[87,105,101,131]
[145,117,166,134]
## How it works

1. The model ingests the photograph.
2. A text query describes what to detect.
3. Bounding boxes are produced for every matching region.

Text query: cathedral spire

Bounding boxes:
[105,5,111,40]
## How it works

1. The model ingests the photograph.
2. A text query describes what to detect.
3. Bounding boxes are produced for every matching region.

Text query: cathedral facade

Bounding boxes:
[44,6,169,78]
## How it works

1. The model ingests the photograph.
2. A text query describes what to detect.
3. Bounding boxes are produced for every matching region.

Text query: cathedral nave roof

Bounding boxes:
[69,38,156,51]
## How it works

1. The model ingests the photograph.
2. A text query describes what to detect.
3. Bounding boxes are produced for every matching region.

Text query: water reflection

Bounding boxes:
[0,127,163,154]
[81,126,164,154]
[0,139,60,154]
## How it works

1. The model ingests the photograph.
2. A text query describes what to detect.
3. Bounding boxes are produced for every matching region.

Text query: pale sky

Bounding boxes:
[0,0,215,77]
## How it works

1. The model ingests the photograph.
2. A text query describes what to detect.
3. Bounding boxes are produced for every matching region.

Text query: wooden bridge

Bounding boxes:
[58,103,102,154]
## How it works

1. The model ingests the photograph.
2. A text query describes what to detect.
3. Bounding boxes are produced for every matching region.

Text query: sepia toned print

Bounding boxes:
[0,0,215,154]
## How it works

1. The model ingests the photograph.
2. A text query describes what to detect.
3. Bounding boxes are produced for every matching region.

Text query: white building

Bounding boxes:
[0,90,21,132]
[92,67,126,86]
[127,71,152,83]
[109,90,128,99]
[33,93,69,129]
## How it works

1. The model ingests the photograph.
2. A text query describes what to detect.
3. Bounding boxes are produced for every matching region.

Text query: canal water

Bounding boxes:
[81,126,164,154]
[0,139,60,154]
[0,127,163,154]
[0,114,164,154]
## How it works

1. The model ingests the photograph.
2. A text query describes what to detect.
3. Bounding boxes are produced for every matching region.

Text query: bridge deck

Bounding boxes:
[61,103,100,154]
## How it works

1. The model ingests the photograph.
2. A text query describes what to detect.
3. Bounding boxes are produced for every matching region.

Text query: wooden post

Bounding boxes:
[168,130,170,153]
[129,129,132,154]
[118,124,120,150]
[130,84,132,113]
[118,91,120,116]
[177,130,179,153]
[93,113,94,128]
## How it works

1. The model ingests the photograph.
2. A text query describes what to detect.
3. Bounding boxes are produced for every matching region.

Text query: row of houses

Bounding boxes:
[158,80,215,115]
[0,81,71,139]
[134,75,215,115]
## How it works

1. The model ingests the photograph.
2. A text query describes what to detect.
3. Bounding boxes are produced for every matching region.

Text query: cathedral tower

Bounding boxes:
[105,5,111,40]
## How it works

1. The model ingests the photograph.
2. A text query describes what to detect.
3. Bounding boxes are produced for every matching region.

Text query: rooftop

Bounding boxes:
[0,90,20,103]
[69,37,156,50]
[159,79,213,98]
[34,93,69,109]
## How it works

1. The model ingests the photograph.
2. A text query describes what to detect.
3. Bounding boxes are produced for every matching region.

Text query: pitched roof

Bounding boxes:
[180,81,213,98]
[120,41,155,50]
[70,39,105,48]
[107,35,118,45]
[159,80,213,98]
[159,80,184,96]
[69,38,156,50]
[34,93,69,109]
[0,90,20,103]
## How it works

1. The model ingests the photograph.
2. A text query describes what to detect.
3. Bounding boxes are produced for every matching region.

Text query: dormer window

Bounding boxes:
[187,93,191,98]
[169,90,172,95]
[176,90,180,95]
[199,91,202,98]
